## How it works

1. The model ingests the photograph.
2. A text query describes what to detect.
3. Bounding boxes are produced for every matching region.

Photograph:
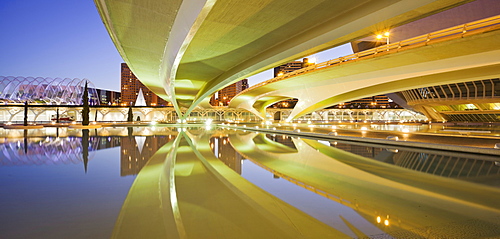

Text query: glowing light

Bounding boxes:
[402,128,410,133]
[205,119,213,126]
[376,31,390,40]
[384,219,389,226]
[331,125,336,129]
[377,216,381,223]
[361,126,368,131]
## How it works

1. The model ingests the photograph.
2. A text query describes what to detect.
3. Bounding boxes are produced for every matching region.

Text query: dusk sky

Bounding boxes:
[0,0,353,92]
[0,0,123,91]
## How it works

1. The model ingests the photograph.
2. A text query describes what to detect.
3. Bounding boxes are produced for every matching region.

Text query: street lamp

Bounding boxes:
[376,31,390,44]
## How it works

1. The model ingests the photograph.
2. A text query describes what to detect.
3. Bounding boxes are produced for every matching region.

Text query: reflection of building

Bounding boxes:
[210,137,242,174]
[0,137,116,166]
[210,79,249,106]
[121,63,169,106]
[266,134,296,149]
[120,136,171,176]
[331,142,383,159]
[393,151,500,179]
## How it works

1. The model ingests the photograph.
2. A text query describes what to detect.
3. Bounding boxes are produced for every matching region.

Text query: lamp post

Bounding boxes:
[376,31,390,45]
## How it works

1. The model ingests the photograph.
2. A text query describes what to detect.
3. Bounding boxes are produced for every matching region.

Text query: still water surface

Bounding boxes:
[0,127,499,238]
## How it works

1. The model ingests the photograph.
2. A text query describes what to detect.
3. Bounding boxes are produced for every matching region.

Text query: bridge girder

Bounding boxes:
[95,0,472,118]
[230,23,500,121]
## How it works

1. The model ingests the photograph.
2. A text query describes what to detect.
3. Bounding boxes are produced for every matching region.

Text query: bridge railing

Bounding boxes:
[235,15,500,98]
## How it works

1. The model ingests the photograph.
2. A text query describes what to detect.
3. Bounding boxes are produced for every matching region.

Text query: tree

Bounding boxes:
[82,81,90,126]
[127,106,133,122]
[82,129,89,173]
[23,101,28,126]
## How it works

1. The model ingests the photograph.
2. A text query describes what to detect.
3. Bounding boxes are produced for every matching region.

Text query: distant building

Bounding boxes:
[274,58,315,76]
[210,79,249,106]
[399,78,500,122]
[121,63,169,106]
[328,95,400,109]
[95,88,121,106]
[0,76,121,105]
[271,58,315,108]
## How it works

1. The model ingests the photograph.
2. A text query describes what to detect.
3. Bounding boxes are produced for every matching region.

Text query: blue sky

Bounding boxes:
[0,0,353,92]
[0,0,123,91]
[247,44,353,86]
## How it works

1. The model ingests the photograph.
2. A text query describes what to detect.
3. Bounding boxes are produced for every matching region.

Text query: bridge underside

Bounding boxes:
[230,23,500,121]
[95,0,472,118]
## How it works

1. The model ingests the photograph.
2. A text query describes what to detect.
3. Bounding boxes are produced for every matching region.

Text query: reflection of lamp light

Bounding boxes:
[277,72,284,77]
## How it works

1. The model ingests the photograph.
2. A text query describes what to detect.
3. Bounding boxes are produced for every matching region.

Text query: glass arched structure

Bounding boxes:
[0,76,100,105]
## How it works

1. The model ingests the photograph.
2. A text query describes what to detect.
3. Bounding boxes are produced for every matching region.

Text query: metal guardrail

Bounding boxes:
[235,15,500,98]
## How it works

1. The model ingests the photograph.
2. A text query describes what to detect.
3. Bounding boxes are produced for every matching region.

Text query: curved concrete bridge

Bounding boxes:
[94,0,471,119]
[229,16,500,121]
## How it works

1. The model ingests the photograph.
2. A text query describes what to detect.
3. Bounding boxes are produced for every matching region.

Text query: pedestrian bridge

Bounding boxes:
[0,105,423,124]
[229,15,500,121]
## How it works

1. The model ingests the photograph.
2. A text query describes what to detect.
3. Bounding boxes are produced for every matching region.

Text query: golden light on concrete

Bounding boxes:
[95,0,472,118]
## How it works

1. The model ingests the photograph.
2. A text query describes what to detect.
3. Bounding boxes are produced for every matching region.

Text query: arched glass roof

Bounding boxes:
[0,76,100,105]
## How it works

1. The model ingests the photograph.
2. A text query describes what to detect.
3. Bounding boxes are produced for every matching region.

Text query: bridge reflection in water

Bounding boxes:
[108,127,499,238]
[1,127,498,238]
